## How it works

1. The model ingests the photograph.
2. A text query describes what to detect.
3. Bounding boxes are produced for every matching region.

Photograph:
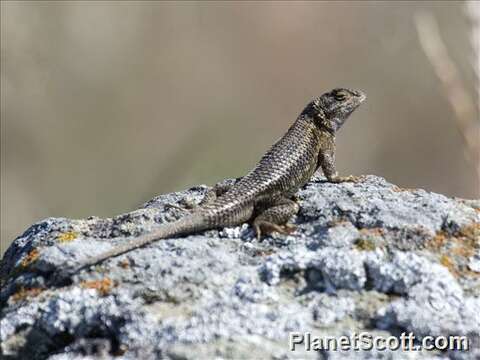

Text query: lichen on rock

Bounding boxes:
[1,176,479,359]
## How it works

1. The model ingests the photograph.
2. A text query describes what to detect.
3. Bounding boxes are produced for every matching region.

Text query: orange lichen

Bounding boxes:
[439,254,457,276]
[118,259,130,269]
[57,231,78,243]
[451,244,475,258]
[457,223,480,243]
[80,277,114,296]
[11,287,44,302]
[20,249,39,267]
[449,224,479,259]
[427,223,480,278]
[428,231,447,250]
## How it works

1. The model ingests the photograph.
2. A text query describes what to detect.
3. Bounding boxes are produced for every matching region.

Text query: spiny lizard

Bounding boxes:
[56,88,366,282]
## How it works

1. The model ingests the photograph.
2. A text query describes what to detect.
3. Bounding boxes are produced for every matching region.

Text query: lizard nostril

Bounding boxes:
[352,90,367,101]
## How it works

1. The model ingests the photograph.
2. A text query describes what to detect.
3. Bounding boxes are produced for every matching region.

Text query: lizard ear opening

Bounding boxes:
[312,100,326,120]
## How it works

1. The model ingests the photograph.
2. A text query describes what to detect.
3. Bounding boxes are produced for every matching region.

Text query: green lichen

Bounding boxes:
[355,238,376,251]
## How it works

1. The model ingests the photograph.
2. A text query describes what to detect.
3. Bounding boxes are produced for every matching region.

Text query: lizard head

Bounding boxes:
[306,88,366,133]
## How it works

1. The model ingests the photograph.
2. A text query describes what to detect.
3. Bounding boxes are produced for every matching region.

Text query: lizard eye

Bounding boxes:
[333,90,348,101]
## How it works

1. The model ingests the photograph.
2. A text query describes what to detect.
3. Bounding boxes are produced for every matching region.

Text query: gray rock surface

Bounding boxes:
[1,175,479,359]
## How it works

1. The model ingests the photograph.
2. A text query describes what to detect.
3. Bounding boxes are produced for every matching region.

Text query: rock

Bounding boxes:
[1,176,479,359]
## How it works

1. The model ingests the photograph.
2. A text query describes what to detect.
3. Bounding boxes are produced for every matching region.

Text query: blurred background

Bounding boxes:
[1,1,478,255]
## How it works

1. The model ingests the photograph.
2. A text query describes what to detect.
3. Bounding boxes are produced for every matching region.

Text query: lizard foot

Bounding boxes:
[329,175,366,183]
[164,203,190,212]
[253,221,297,241]
[164,198,198,213]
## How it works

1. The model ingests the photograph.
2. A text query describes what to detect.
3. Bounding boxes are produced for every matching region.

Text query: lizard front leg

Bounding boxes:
[253,197,299,240]
[319,146,363,183]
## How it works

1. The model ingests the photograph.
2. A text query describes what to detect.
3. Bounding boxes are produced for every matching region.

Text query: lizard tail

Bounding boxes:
[68,214,208,274]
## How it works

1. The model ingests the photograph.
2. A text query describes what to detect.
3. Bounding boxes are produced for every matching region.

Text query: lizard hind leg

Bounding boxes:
[253,198,300,241]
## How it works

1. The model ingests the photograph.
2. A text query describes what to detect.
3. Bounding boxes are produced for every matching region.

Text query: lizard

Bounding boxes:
[54,88,366,282]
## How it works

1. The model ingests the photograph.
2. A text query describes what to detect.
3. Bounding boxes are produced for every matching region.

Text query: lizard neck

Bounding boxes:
[317,121,335,136]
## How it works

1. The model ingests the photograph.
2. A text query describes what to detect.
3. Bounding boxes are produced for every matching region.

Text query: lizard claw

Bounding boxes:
[329,175,365,183]
[165,203,189,212]
[282,223,297,234]
[166,197,200,212]
[253,221,297,241]
[348,175,367,183]
[254,223,262,241]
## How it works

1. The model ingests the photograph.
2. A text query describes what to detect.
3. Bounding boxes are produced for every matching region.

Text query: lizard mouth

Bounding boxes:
[351,89,367,103]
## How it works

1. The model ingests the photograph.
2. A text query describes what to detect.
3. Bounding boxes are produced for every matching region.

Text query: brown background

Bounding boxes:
[1,1,478,255]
